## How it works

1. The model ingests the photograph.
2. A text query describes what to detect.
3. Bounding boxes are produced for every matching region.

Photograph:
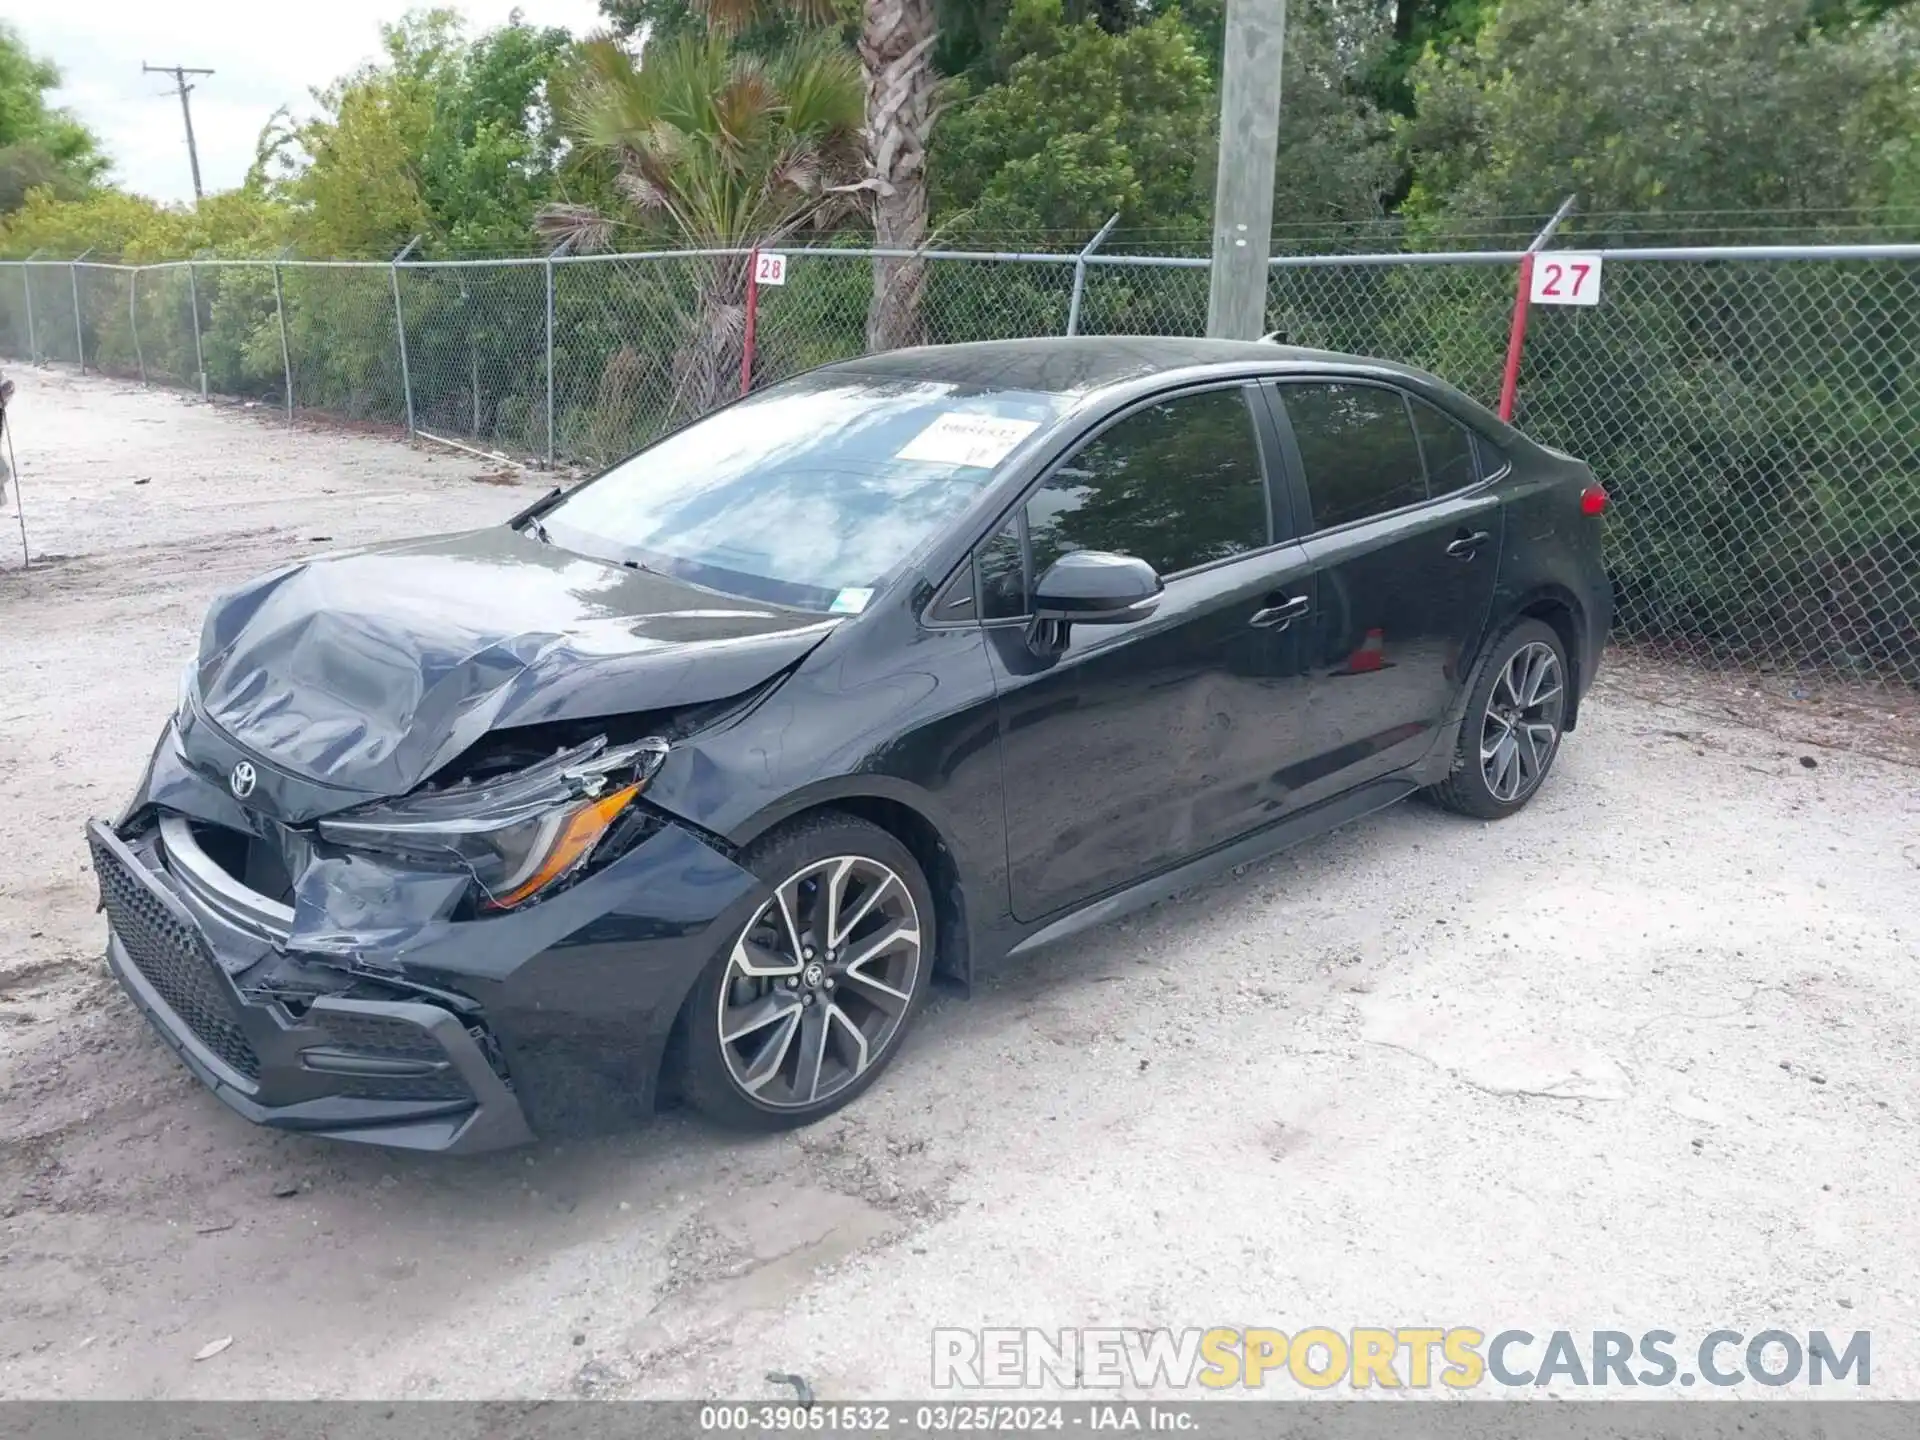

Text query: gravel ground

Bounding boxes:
[1,367,1917,1402]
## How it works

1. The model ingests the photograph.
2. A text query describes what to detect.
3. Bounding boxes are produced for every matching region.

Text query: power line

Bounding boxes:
[143,63,216,201]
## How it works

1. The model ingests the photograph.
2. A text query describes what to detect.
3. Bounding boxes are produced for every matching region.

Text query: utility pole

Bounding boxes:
[1205,0,1287,339]
[143,63,216,201]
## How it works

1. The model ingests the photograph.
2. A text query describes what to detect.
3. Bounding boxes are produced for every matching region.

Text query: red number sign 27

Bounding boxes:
[1528,253,1603,307]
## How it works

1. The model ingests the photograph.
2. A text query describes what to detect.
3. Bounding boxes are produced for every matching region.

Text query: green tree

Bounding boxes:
[602,0,941,352]
[934,0,1392,243]
[285,10,573,257]
[601,0,854,51]
[0,185,285,260]
[1399,0,1920,228]
[938,0,1220,85]
[291,29,436,256]
[932,0,1214,237]
[1854,4,1920,209]
[415,18,576,253]
[1362,0,1497,119]
[1391,0,1920,676]
[539,31,866,416]
[1266,0,1400,233]
[0,22,108,214]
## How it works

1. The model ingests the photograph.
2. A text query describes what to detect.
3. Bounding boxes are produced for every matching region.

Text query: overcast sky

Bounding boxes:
[7,0,609,205]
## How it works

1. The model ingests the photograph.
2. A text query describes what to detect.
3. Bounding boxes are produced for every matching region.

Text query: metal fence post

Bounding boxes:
[1497,195,1577,422]
[740,247,760,397]
[20,260,35,363]
[130,268,147,385]
[272,259,294,422]
[187,262,207,398]
[463,277,479,438]
[391,235,421,436]
[544,257,556,469]
[1066,214,1122,337]
[71,249,92,373]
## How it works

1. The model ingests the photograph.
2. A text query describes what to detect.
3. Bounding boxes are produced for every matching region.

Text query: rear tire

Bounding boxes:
[1426,619,1570,820]
[678,813,934,1131]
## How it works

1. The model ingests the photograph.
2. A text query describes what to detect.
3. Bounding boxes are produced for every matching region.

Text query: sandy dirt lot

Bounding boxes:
[1,367,1916,1402]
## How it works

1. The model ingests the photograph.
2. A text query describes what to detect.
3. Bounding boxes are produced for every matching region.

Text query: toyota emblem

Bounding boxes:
[229,761,257,799]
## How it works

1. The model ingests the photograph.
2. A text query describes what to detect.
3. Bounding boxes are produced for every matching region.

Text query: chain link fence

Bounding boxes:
[2,240,1917,689]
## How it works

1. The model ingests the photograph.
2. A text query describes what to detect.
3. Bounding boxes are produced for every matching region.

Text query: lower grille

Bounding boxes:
[318,1012,475,1104]
[90,831,263,1080]
[321,1011,454,1062]
[331,1073,473,1103]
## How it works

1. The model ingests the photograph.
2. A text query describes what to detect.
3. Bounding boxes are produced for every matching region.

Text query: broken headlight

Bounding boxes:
[315,736,669,910]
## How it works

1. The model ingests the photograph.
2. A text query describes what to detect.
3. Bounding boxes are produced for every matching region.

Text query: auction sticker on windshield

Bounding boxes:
[830,587,875,614]
[896,413,1041,468]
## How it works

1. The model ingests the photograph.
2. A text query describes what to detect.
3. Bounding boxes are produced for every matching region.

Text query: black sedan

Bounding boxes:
[89,337,1610,1151]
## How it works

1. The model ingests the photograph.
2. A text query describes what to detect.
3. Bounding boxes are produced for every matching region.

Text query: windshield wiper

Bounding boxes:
[508,485,562,530]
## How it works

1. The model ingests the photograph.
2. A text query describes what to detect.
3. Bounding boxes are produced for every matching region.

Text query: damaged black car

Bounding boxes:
[89,337,1611,1152]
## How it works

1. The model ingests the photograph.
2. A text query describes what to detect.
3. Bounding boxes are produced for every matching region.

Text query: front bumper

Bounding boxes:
[89,821,533,1152]
[88,743,766,1152]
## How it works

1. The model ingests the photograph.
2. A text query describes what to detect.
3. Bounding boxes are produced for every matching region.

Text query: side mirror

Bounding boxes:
[1032,551,1163,625]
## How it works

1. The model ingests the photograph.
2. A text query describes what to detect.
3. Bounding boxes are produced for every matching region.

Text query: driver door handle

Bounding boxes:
[1248,595,1311,630]
[1446,530,1492,559]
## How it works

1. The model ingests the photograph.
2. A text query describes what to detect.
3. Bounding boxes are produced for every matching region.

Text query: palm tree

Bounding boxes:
[857,0,940,351]
[538,31,865,418]
[683,0,941,353]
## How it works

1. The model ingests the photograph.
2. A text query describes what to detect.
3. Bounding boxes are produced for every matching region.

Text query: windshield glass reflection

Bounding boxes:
[543,374,1070,612]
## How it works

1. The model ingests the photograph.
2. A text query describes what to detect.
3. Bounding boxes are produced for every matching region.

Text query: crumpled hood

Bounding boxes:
[191,525,837,798]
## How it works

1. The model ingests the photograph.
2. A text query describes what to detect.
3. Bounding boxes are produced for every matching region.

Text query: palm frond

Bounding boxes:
[687,0,839,33]
[764,137,824,197]
[688,0,767,35]
[615,170,673,216]
[554,47,647,154]
[649,32,733,137]
[549,25,863,250]
[768,36,867,138]
[713,66,779,161]
[533,203,622,255]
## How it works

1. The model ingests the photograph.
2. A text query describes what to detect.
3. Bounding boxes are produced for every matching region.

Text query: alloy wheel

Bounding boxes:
[716,855,922,1110]
[1479,641,1565,804]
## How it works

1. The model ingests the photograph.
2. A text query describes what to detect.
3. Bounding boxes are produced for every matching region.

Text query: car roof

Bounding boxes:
[822,335,1429,398]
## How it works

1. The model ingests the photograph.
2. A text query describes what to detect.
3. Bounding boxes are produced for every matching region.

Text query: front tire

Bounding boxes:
[678,813,934,1130]
[1426,619,1570,819]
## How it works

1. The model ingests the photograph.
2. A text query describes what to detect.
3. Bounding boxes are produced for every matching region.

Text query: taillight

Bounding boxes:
[1579,484,1608,516]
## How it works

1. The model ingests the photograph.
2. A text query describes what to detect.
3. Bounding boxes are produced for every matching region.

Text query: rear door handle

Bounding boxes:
[1446,530,1491,559]
[1248,595,1311,630]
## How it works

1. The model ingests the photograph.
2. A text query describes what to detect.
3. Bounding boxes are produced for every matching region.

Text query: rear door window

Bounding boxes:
[1410,396,1480,496]
[1474,433,1511,479]
[1280,382,1427,531]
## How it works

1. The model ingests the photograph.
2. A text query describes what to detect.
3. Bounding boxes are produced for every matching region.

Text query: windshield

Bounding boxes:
[541,373,1071,613]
